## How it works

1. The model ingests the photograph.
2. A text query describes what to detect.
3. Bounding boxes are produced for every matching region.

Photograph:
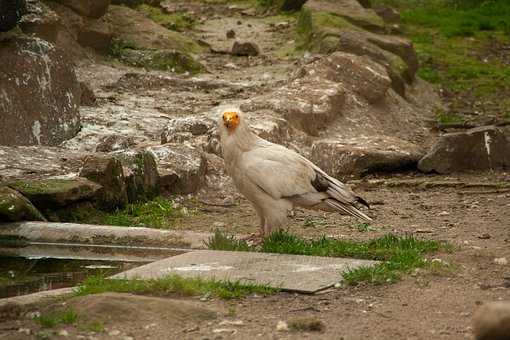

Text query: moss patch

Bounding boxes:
[111,39,205,74]
[75,274,278,300]
[136,4,196,32]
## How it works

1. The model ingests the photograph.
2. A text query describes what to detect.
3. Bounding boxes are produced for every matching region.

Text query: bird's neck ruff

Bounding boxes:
[220,121,267,163]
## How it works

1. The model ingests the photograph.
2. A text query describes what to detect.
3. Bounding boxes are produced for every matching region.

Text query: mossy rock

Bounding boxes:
[113,150,161,203]
[297,8,359,50]
[79,156,128,211]
[7,178,102,210]
[0,186,46,222]
[113,47,205,74]
[303,0,384,33]
[106,5,204,54]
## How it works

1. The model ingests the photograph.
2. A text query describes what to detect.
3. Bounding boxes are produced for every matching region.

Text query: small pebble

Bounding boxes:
[108,330,121,336]
[219,320,244,326]
[494,257,508,265]
[58,329,69,337]
[276,321,288,332]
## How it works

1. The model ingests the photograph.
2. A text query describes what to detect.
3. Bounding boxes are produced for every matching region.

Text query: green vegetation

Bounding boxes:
[61,197,186,228]
[35,308,78,328]
[35,307,105,332]
[97,196,185,228]
[288,318,325,332]
[207,230,454,285]
[75,274,277,300]
[110,38,205,74]
[436,112,465,124]
[137,4,196,32]
[374,0,510,119]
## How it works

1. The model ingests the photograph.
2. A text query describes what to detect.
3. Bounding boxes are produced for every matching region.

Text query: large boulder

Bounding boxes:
[0,0,27,32]
[79,155,128,210]
[310,138,423,178]
[0,186,46,222]
[77,17,112,53]
[418,126,510,174]
[7,178,101,210]
[0,36,81,146]
[53,0,110,19]
[294,51,392,103]
[105,5,204,72]
[160,117,214,144]
[19,0,62,43]
[241,77,346,136]
[303,0,385,33]
[148,144,207,194]
[297,4,418,95]
[105,5,202,53]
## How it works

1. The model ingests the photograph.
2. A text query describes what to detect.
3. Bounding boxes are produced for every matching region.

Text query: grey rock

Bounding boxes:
[295,51,391,103]
[373,5,400,23]
[160,117,214,144]
[53,0,110,19]
[79,155,128,210]
[96,135,135,152]
[231,40,260,56]
[0,0,27,32]
[77,17,112,53]
[112,149,160,203]
[311,139,423,178]
[148,144,206,194]
[0,36,81,146]
[80,81,97,106]
[7,178,102,209]
[241,78,346,136]
[0,186,46,222]
[418,126,510,174]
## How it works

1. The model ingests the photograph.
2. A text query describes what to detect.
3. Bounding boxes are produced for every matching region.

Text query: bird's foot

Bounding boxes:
[240,229,264,246]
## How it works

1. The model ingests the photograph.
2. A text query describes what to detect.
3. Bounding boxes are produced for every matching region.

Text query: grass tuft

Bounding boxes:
[75,274,277,300]
[205,229,252,251]
[289,317,325,332]
[207,230,454,286]
[136,4,196,32]
[35,308,78,328]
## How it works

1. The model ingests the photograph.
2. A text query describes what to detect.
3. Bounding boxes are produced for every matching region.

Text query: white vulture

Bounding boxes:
[218,108,372,236]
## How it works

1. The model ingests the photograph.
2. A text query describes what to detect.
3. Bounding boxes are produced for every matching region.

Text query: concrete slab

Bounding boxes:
[0,222,211,249]
[112,250,378,293]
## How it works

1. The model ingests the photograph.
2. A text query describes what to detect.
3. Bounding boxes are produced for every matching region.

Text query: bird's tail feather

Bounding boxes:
[325,199,372,222]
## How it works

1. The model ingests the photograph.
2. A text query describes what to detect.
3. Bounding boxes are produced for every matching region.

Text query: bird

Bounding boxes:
[217,107,372,237]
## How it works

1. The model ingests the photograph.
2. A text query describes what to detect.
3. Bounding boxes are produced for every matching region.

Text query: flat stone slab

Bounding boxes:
[0,222,211,249]
[112,250,378,293]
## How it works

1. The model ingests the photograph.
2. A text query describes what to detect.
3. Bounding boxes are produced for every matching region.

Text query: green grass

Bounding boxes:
[75,274,277,300]
[373,0,510,119]
[35,308,78,328]
[61,197,186,228]
[136,4,196,32]
[436,112,465,124]
[35,308,105,332]
[207,230,454,285]
[102,197,186,228]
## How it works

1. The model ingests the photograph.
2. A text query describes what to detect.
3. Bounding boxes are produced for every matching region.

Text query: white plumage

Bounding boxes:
[218,108,372,236]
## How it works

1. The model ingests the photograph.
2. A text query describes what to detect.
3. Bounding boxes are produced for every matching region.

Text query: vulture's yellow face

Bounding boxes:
[222,111,240,132]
